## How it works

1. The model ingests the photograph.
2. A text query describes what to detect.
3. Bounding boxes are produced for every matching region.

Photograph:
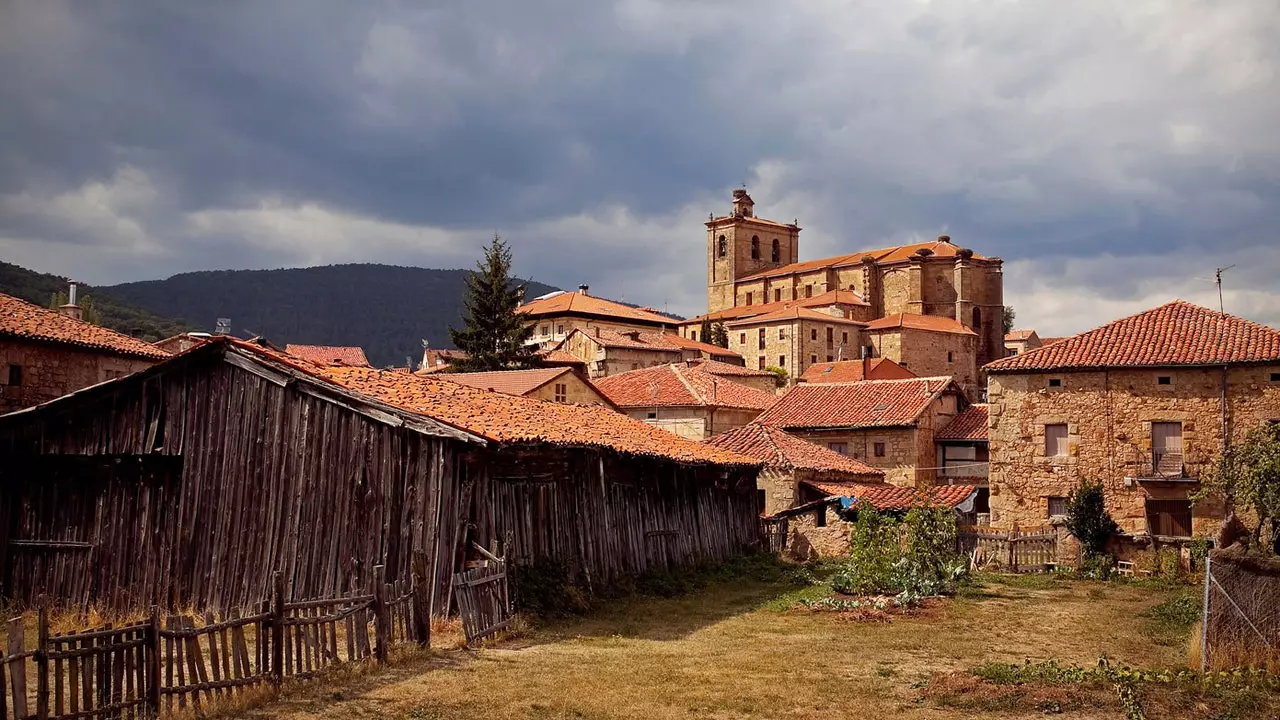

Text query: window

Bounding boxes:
[810,329,817,341]
[947,351,953,363]
[745,292,753,306]
[778,328,786,341]
[826,327,834,344]
[540,325,549,336]
[1152,422,1184,476]
[774,288,782,302]
[814,506,827,527]
[758,328,766,349]
[751,236,760,259]
[827,355,834,362]
[841,332,848,344]
[554,383,568,402]
[6,364,21,387]
[739,332,747,344]
[873,442,886,457]
[805,284,813,298]
[717,235,727,258]
[1157,376,1172,386]
[828,442,848,455]
[1048,378,1062,388]
[1045,424,1069,457]
[1047,496,1067,518]
[771,238,780,262]
[972,307,982,330]
[556,324,564,335]
[690,330,698,341]
[647,412,658,419]
[1146,498,1193,538]
[811,354,818,364]
[1271,372,1280,383]
[778,355,786,368]
[758,356,766,369]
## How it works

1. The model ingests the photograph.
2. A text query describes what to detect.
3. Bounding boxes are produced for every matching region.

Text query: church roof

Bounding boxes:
[739,237,986,282]
[864,313,977,336]
[725,306,867,327]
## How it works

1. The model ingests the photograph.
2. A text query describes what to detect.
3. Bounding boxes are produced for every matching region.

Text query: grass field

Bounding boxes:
[248,565,1274,720]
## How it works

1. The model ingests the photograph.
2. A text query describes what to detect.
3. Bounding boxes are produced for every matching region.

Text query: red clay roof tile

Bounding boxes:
[740,239,986,281]
[755,377,957,429]
[435,367,577,396]
[686,358,774,378]
[706,424,883,476]
[800,481,978,511]
[797,358,917,384]
[864,313,976,335]
[0,292,170,360]
[685,290,868,325]
[595,363,778,410]
[725,306,866,327]
[518,291,675,326]
[284,344,371,367]
[936,404,988,441]
[985,301,1280,373]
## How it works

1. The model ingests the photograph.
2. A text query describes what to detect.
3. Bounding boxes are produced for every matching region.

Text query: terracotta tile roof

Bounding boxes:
[800,481,979,511]
[686,358,774,378]
[538,348,586,366]
[595,363,778,410]
[1004,329,1039,342]
[706,214,798,231]
[316,364,759,467]
[285,344,371,367]
[1039,337,1067,346]
[518,291,675,326]
[706,424,883,476]
[864,313,977,336]
[740,238,987,281]
[658,333,743,357]
[436,367,576,396]
[576,328,742,358]
[0,292,170,360]
[937,404,988,441]
[985,300,1280,373]
[755,377,957,430]
[684,289,868,325]
[725,306,866,327]
[798,358,917,384]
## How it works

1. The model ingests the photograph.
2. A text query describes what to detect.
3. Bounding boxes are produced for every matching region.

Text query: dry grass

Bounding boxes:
[243,573,1208,720]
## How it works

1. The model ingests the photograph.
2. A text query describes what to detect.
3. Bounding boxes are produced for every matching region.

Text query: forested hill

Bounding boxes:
[102,264,561,367]
[0,261,196,341]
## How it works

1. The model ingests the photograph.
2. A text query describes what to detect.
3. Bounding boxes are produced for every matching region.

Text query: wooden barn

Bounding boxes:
[0,338,760,614]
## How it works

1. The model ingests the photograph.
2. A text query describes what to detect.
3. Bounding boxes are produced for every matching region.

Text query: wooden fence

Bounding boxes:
[957,525,1058,573]
[760,518,788,555]
[452,558,510,645]
[0,564,434,719]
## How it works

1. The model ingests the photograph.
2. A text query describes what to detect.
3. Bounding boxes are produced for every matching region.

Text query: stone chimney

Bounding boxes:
[578,284,590,296]
[58,281,84,321]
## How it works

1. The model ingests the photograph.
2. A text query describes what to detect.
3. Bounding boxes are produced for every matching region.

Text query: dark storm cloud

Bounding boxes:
[1,0,1278,332]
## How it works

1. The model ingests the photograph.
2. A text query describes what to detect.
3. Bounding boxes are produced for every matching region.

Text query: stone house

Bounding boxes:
[754,376,965,488]
[705,422,885,515]
[864,313,980,397]
[936,403,990,516]
[285,344,372,367]
[984,300,1280,550]
[698,189,1005,369]
[0,291,169,413]
[595,362,778,440]
[1003,329,1042,357]
[555,327,743,379]
[797,357,916,384]
[518,286,676,349]
[436,366,613,406]
[685,358,780,394]
[724,306,866,378]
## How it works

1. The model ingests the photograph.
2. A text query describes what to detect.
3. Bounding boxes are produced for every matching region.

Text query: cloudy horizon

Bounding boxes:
[2,1,1277,336]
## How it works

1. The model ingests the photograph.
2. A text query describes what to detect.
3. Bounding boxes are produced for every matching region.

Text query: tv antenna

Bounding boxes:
[1195,266,1235,313]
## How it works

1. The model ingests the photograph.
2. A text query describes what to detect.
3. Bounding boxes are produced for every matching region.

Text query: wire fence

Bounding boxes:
[1202,549,1280,671]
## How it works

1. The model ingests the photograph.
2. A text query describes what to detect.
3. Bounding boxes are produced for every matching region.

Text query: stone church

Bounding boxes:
[680,189,1004,397]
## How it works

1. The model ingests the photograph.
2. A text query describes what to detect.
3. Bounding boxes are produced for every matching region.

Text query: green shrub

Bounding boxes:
[831,506,967,604]
[1077,552,1115,580]
[1065,479,1120,556]
[832,508,899,595]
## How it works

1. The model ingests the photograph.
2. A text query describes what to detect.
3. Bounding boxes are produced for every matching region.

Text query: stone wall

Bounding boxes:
[788,426,926,488]
[0,339,157,413]
[988,365,1280,537]
[786,507,853,560]
[528,317,677,352]
[758,468,797,515]
[526,372,611,406]
[622,405,762,441]
[726,318,861,381]
[561,331,682,378]
[870,328,979,398]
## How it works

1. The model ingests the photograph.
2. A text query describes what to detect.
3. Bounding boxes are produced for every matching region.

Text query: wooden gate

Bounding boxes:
[452,559,510,645]
[761,517,788,554]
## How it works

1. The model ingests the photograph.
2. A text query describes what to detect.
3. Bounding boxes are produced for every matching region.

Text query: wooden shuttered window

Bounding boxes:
[1146,499,1193,538]
[1152,422,1184,476]
[1044,424,1068,457]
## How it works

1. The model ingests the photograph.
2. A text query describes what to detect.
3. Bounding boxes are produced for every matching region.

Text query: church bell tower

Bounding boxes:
[705,189,800,314]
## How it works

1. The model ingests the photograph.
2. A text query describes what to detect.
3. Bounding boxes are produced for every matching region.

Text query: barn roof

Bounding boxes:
[594,363,778,411]
[0,292,170,361]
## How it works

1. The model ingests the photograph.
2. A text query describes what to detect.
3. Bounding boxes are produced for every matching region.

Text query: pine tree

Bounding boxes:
[711,322,730,348]
[700,316,713,344]
[447,235,541,372]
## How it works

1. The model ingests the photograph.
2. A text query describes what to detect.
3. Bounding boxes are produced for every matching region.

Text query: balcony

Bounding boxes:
[1130,452,1199,484]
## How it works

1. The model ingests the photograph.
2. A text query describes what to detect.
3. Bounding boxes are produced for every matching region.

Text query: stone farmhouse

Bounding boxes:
[798,357,915,384]
[285,344,372,367]
[436,366,612,406]
[984,301,1280,552]
[754,376,966,488]
[595,361,778,440]
[0,290,169,414]
[679,189,1004,393]
[556,327,742,379]
[518,285,677,348]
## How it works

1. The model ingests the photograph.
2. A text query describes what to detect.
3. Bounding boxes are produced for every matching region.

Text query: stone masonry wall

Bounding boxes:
[0,339,157,413]
[988,365,1280,537]
[526,373,610,405]
[789,427,925,488]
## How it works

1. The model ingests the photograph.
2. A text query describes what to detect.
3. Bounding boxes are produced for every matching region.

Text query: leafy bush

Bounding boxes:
[1066,479,1120,556]
[763,365,789,388]
[1077,552,1115,580]
[831,507,968,604]
[832,508,899,595]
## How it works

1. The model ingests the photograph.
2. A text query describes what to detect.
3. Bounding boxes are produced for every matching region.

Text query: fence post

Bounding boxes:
[271,571,285,685]
[35,599,48,720]
[1200,553,1212,672]
[372,565,389,663]
[411,552,431,648]
[148,606,161,715]
[1006,534,1016,572]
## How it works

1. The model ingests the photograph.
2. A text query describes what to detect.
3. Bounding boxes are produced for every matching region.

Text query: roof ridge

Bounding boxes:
[671,363,709,404]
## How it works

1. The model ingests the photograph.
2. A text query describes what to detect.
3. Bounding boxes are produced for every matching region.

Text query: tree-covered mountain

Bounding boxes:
[102,264,562,367]
[0,261,196,341]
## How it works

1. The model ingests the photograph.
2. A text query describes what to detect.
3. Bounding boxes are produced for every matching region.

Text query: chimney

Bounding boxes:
[58,281,84,321]
[861,344,870,381]
[578,284,589,296]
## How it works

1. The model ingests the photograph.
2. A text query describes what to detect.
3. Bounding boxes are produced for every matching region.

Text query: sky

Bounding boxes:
[1,1,1277,335]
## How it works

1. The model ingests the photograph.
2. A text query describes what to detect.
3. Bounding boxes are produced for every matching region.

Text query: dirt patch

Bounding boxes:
[922,671,1116,715]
